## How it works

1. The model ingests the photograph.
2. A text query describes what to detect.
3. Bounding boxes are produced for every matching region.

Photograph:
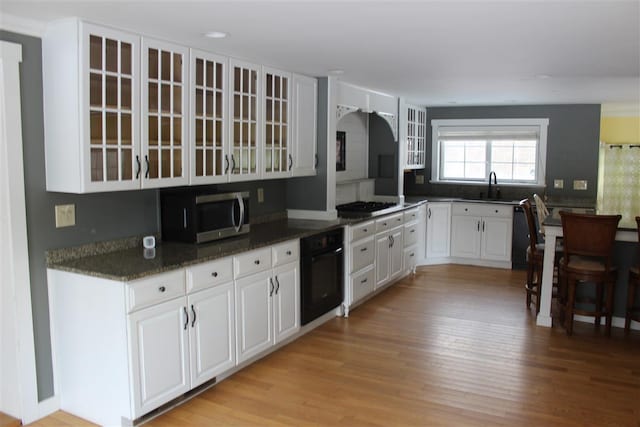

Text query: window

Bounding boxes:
[431,118,549,186]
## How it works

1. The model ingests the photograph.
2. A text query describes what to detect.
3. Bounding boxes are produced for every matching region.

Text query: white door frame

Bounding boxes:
[0,40,43,424]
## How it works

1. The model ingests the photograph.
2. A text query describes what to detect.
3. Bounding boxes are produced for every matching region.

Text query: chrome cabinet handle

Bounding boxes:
[477,221,480,231]
[191,305,196,328]
[288,154,293,171]
[360,247,367,252]
[224,155,230,174]
[275,276,280,294]
[361,278,367,284]
[428,208,431,219]
[183,307,189,330]
[231,154,236,172]
[269,278,274,296]
[144,155,150,178]
[482,221,485,232]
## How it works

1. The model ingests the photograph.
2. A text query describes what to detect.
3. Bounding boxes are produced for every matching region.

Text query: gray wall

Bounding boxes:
[368,113,398,196]
[286,77,328,211]
[1,30,287,401]
[404,105,601,203]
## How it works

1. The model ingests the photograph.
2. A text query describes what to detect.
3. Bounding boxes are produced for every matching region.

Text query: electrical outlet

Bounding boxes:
[55,204,75,228]
[553,179,564,189]
[257,188,264,203]
[415,174,425,184]
[573,180,588,190]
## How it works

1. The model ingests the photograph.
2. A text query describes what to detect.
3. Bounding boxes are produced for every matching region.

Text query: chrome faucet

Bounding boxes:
[488,171,497,199]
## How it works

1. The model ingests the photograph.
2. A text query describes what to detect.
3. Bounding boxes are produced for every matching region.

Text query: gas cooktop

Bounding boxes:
[336,201,399,218]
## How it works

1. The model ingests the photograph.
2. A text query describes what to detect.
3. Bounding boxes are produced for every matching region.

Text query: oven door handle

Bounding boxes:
[311,247,343,263]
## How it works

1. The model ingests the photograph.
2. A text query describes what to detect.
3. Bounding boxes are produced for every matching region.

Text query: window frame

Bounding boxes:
[430,118,549,186]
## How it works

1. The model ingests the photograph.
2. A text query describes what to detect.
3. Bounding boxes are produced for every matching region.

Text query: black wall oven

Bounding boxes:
[300,228,344,325]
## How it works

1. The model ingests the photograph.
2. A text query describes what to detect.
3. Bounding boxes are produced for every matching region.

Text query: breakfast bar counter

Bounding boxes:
[537,209,637,327]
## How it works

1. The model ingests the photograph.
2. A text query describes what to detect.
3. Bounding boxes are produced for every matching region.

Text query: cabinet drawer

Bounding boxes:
[403,208,419,223]
[351,237,375,273]
[375,213,403,232]
[234,247,272,279]
[404,222,419,247]
[404,246,418,271]
[350,221,375,242]
[186,257,234,293]
[451,203,513,218]
[351,266,375,303]
[272,239,300,267]
[127,269,186,313]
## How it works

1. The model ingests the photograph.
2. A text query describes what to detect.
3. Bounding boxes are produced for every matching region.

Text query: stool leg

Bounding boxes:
[526,261,534,309]
[605,280,615,337]
[535,261,542,314]
[566,275,576,336]
[595,283,603,327]
[625,278,636,333]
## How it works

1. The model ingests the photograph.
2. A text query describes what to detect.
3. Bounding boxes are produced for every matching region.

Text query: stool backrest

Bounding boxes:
[533,193,549,234]
[519,198,539,250]
[559,211,621,268]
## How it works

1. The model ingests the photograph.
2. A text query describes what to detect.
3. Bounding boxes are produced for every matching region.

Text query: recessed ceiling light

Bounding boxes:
[328,69,344,75]
[205,31,227,39]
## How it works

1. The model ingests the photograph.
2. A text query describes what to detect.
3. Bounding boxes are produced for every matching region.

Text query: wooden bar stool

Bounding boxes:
[625,216,640,333]
[559,211,621,336]
[520,198,562,313]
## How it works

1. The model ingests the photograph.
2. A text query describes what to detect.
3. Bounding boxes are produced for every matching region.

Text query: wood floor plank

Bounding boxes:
[29,265,640,426]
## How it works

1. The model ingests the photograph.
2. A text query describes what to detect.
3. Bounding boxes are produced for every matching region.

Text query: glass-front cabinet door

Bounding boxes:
[190,50,228,184]
[141,39,189,188]
[262,67,291,178]
[229,59,261,182]
[84,24,141,191]
[405,104,426,169]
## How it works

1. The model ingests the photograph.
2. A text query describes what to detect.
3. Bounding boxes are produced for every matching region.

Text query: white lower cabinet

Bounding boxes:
[425,203,451,261]
[188,283,235,388]
[128,297,190,416]
[450,203,513,265]
[235,240,300,364]
[375,225,403,289]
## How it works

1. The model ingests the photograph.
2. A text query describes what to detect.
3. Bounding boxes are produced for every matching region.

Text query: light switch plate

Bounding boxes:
[257,188,264,203]
[55,204,75,228]
[553,179,564,189]
[573,180,588,190]
[415,174,425,184]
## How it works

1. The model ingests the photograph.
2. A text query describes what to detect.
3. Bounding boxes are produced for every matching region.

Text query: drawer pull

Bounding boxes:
[363,228,368,232]
[383,222,387,226]
[286,250,292,256]
[495,209,499,213]
[360,247,367,252]
[410,229,415,233]
[158,286,166,293]
[211,272,218,277]
[361,278,368,284]
[254,259,260,265]
[410,253,415,257]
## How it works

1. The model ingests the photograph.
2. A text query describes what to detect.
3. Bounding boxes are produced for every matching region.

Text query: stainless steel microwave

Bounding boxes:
[161,190,250,243]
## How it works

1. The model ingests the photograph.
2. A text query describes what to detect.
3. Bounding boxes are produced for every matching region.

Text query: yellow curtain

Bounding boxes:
[599,145,640,228]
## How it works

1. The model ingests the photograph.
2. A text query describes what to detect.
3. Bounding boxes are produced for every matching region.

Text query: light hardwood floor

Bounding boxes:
[30,265,640,426]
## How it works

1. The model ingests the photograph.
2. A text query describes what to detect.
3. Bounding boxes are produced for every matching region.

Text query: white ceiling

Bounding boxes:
[2,0,640,107]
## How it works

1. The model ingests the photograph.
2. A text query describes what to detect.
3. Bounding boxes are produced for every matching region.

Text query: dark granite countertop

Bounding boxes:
[47,204,426,282]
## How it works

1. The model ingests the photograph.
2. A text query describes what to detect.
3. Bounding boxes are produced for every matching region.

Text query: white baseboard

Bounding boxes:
[574,314,640,331]
[287,209,338,220]
[23,395,60,425]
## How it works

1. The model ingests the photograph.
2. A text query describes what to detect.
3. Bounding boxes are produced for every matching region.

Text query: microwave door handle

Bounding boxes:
[183,208,188,229]
[238,194,245,231]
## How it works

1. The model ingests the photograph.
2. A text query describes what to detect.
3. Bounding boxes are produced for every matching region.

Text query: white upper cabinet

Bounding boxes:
[43,20,142,193]
[336,81,398,141]
[291,74,317,176]
[229,59,261,182]
[43,19,318,192]
[262,67,291,179]
[402,102,427,169]
[189,50,228,184]
[141,38,189,188]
